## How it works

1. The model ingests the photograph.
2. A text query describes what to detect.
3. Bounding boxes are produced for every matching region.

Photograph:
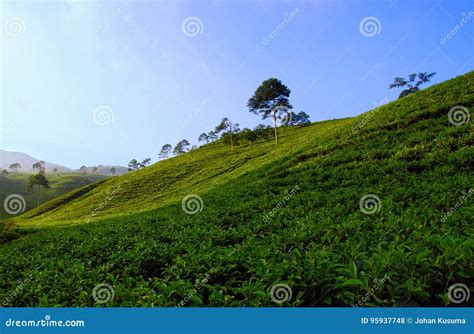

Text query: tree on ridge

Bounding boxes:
[248,78,293,144]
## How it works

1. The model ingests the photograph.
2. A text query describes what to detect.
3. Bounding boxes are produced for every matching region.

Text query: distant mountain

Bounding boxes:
[0,172,107,220]
[0,150,71,172]
[0,150,128,175]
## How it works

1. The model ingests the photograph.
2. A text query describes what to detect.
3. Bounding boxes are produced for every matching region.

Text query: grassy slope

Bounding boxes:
[0,173,107,220]
[0,72,472,306]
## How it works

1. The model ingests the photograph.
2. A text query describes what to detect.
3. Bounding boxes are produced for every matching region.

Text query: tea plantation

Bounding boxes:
[0,72,472,306]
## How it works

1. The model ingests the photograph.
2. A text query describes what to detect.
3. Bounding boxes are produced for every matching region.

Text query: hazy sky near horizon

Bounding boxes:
[1,0,472,168]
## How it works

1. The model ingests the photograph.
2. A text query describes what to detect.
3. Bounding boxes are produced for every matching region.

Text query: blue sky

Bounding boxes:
[1,0,473,168]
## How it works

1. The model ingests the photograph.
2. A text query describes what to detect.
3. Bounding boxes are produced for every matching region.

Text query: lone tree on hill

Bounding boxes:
[140,158,151,168]
[248,78,293,144]
[80,165,87,174]
[198,133,210,144]
[9,163,21,173]
[215,117,240,150]
[159,144,172,160]
[128,159,140,171]
[32,160,45,172]
[27,172,50,208]
[110,167,116,175]
[389,72,436,98]
[173,139,190,156]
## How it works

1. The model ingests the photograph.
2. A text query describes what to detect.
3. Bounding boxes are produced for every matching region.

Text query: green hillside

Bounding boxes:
[0,173,107,220]
[0,72,472,307]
